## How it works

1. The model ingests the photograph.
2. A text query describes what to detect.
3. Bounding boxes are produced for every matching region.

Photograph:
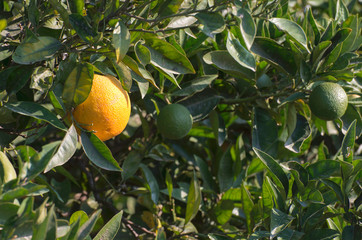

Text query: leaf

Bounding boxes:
[135,40,151,66]
[241,184,254,233]
[341,120,356,163]
[194,155,216,192]
[209,110,226,146]
[311,41,332,67]
[335,0,349,24]
[249,231,270,240]
[142,33,195,75]
[62,63,94,110]
[341,104,362,137]
[140,164,160,204]
[171,75,217,97]
[179,88,221,122]
[44,125,78,173]
[81,132,122,172]
[226,32,256,71]
[270,208,294,237]
[167,16,197,28]
[0,183,49,201]
[341,15,359,54]
[185,171,201,225]
[237,8,256,50]
[285,114,312,153]
[4,65,33,96]
[301,229,340,240]
[307,160,340,179]
[0,202,19,225]
[13,36,61,64]
[307,8,321,45]
[33,205,57,240]
[76,209,101,240]
[287,161,309,188]
[251,37,297,75]
[195,12,225,37]
[213,200,234,225]
[158,0,183,17]
[70,211,89,226]
[112,21,130,62]
[269,18,309,51]
[4,101,67,131]
[252,107,278,158]
[69,14,99,44]
[121,151,143,181]
[93,211,123,240]
[253,148,289,198]
[203,50,255,79]
[112,59,132,92]
[217,149,234,192]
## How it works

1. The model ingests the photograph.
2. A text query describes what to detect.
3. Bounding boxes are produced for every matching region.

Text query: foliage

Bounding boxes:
[0,0,361,239]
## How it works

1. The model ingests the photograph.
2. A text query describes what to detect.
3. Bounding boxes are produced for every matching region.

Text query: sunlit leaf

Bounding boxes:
[185,171,201,225]
[93,211,123,240]
[112,21,130,62]
[226,32,256,71]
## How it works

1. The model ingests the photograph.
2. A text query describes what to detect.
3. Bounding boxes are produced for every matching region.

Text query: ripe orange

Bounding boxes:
[72,74,131,141]
[157,104,193,139]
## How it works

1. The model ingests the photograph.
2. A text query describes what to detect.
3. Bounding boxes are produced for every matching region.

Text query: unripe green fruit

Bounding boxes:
[157,104,193,140]
[308,82,348,121]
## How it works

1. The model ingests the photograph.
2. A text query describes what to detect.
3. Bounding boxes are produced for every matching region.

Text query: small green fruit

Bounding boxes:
[157,104,193,139]
[308,82,348,120]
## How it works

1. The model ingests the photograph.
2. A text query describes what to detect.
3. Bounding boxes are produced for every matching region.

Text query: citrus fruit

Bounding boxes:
[72,74,131,141]
[308,82,348,120]
[157,104,193,139]
[0,151,17,183]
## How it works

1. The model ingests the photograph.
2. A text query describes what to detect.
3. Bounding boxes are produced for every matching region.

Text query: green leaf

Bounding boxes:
[112,21,130,62]
[69,14,99,44]
[62,62,94,110]
[209,110,226,146]
[0,151,17,184]
[217,149,234,192]
[285,114,311,153]
[13,36,61,64]
[70,211,89,226]
[194,155,216,192]
[335,0,349,24]
[307,8,321,45]
[0,183,49,201]
[241,184,254,233]
[311,41,332,67]
[76,209,101,240]
[252,107,278,158]
[80,132,122,172]
[302,229,340,240]
[123,55,157,89]
[253,148,289,198]
[70,0,85,14]
[140,164,160,204]
[185,171,201,225]
[135,40,151,66]
[142,33,195,75]
[213,200,234,225]
[179,88,221,122]
[226,32,256,71]
[4,101,67,131]
[33,205,57,240]
[0,202,19,225]
[341,105,362,137]
[270,208,294,237]
[287,161,309,188]
[171,75,217,97]
[341,120,356,163]
[158,0,183,17]
[93,211,123,240]
[307,160,340,179]
[121,151,142,181]
[44,125,78,173]
[237,8,256,50]
[203,50,255,79]
[111,59,132,92]
[195,12,225,37]
[269,18,309,51]
[165,170,173,199]
[251,37,297,75]
[341,15,359,54]
[249,231,270,240]
[4,65,33,96]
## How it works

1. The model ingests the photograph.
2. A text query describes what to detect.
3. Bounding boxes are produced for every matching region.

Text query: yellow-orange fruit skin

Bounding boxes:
[72,74,131,141]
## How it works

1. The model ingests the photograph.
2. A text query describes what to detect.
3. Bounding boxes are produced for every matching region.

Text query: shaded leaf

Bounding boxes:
[69,14,98,44]
[13,36,61,64]
[81,132,122,172]
[93,211,123,240]
[5,101,67,131]
[76,210,101,240]
[285,114,311,153]
[44,125,78,173]
[185,171,202,224]
[251,37,297,75]
[171,75,217,97]
[140,164,160,204]
[270,208,294,237]
[112,21,130,62]
[121,151,143,181]
[226,32,256,71]
[307,160,340,179]
[341,120,356,163]
[237,8,256,50]
[195,12,225,37]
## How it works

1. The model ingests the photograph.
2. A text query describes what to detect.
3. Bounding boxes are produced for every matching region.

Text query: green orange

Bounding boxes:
[308,82,348,120]
[157,104,193,139]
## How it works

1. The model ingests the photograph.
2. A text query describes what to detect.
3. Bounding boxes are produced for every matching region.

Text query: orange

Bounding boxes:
[72,74,131,141]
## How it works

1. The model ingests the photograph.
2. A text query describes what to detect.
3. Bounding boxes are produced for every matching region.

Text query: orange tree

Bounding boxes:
[0,0,361,239]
